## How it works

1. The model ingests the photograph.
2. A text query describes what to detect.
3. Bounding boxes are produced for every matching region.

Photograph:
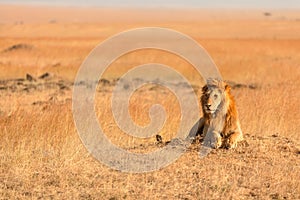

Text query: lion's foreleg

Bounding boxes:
[224,130,243,149]
[203,129,222,149]
[186,118,205,142]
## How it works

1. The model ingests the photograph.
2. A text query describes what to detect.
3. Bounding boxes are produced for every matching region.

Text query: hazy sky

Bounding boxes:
[1,0,300,9]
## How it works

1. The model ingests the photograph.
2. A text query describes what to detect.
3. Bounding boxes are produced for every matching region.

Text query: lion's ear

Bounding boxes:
[225,84,231,92]
[202,85,208,93]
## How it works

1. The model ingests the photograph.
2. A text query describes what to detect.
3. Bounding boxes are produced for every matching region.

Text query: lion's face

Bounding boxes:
[202,87,223,114]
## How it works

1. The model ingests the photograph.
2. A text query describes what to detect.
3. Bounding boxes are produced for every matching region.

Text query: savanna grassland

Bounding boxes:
[0,5,299,199]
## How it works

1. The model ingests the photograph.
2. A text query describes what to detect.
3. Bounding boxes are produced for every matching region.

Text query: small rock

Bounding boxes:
[26,74,36,82]
[99,78,110,85]
[39,72,50,79]
[156,134,163,143]
[3,44,33,52]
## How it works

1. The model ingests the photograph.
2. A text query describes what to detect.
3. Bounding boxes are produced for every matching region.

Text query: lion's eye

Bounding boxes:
[214,94,218,99]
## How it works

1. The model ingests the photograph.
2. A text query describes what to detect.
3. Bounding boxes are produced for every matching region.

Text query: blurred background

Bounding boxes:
[1,0,300,8]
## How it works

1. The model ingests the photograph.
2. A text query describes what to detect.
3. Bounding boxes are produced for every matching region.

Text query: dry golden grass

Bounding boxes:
[0,5,300,200]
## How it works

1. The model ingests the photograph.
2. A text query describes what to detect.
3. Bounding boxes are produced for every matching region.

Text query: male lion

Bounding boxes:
[194,78,243,149]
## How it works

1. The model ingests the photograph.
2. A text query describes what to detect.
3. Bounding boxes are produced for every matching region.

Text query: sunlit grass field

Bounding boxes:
[0,5,299,199]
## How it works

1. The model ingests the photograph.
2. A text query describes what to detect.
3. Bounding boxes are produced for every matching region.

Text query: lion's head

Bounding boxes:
[201,78,231,115]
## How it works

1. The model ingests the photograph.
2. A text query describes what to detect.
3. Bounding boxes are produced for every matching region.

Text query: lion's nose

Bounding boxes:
[206,104,211,109]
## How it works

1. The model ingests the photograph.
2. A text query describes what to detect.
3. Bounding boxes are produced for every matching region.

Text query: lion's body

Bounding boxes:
[198,79,243,149]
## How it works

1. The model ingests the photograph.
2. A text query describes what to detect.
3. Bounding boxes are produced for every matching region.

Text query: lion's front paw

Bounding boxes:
[224,133,243,149]
[203,131,222,149]
[214,136,222,149]
[224,138,237,149]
